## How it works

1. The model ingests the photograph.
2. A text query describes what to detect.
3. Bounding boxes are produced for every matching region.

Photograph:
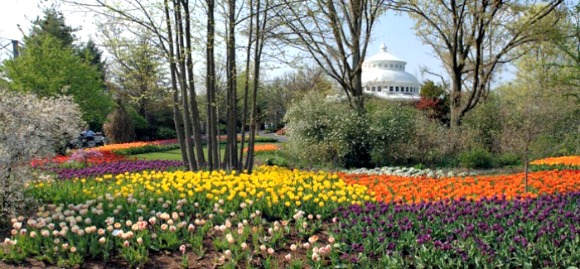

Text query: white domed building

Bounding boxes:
[362,43,421,102]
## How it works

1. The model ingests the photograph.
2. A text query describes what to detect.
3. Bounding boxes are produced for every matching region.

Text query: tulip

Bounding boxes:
[290,244,297,251]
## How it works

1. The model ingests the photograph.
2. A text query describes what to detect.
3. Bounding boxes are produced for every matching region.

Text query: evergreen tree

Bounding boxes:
[30,8,76,48]
[78,39,106,82]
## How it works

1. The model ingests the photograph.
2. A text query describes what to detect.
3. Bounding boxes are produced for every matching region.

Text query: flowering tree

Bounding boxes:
[0,87,84,218]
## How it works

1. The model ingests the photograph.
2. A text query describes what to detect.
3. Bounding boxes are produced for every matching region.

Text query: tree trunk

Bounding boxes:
[164,0,189,169]
[238,1,254,171]
[450,69,463,129]
[245,0,263,173]
[206,0,219,170]
[224,0,238,171]
[175,0,197,171]
[183,0,206,169]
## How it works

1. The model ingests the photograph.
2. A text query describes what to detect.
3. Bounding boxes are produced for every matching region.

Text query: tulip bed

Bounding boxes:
[531,156,580,171]
[332,193,580,268]
[1,154,579,268]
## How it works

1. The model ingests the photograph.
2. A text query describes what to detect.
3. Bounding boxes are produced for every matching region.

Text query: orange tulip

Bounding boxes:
[339,170,580,204]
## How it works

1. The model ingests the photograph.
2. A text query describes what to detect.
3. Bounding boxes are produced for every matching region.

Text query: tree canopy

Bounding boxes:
[390,0,564,127]
[1,34,112,128]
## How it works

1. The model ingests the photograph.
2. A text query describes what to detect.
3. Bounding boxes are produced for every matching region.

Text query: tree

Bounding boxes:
[1,34,113,128]
[390,0,564,128]
[66,0,265,171]
[99,23,170,139]
[415,80,450,124]
[30,7,77,48]
[549,1,580,95]
[0,87,84,218]
[261,66,335,129]
[499,39,578,192]
[102,99,136,143]
[77,39,107,82]
[275,0,388,110]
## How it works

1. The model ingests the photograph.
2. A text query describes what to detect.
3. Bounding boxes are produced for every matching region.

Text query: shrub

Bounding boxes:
[403,114,459,167]
[103,102,135,144]
[462,96,503,153]
[284,93,370,168]
[458,147,494,169]
[496,153,521,167]
[368,103,417,166]
[156,127,176,140]
[253,136,280,143]
[0,88,84,218]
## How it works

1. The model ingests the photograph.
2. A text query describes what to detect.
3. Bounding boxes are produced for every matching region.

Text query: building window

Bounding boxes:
[377,86,382,92]
[389,86,393,92]
[395,86,399,92]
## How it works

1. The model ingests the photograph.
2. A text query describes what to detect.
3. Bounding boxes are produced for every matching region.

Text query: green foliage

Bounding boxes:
[284,93,370,168]
[156,127,177,140]
[458,148,494,169]
[462,96,503,153]
[496,153,522,167]
[30,8,76,48]
[253,136,280,143]
[127,107,149,139]
[255,151,291,167]
[368,103,418,166]
[1,34,112,127]
[77,39,106,81]
[420,80,446,99]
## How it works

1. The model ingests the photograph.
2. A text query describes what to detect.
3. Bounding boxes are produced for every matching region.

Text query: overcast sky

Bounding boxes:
[0,1,512,84]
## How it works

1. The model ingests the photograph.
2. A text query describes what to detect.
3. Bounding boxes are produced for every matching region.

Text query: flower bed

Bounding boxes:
[340,170,580,203]
[97,139,180,155]
[47,160,184,180]
[3,157,579,268]
[97,139,179,152]
[331,192,580,268]
[243,143,280,153]
[531,155,580,170]
[4,166,373,267]
[31,150,128,168]
[27,166,374,219]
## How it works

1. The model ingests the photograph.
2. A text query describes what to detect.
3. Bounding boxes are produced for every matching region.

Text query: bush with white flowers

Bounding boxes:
[0,87,84,218]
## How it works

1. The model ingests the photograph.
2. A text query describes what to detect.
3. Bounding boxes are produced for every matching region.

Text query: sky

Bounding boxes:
[0,1,509,84]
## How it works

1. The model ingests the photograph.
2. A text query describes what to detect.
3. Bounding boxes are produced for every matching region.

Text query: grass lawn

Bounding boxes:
[133,149,184,161]
[132,142,277,161]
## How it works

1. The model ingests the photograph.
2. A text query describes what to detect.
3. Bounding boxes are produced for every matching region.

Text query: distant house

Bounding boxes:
[362,43,421,102]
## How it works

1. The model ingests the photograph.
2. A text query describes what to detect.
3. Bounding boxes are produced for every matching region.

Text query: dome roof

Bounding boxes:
[364,43,405,63]
[362,68,420,85]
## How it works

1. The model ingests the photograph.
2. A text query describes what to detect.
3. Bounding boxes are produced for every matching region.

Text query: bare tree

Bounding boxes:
[390,0,564,128]
[274,0,387,110]
[66,0,268,171]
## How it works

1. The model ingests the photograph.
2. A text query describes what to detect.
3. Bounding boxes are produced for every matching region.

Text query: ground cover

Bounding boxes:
[1,152,578,268]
